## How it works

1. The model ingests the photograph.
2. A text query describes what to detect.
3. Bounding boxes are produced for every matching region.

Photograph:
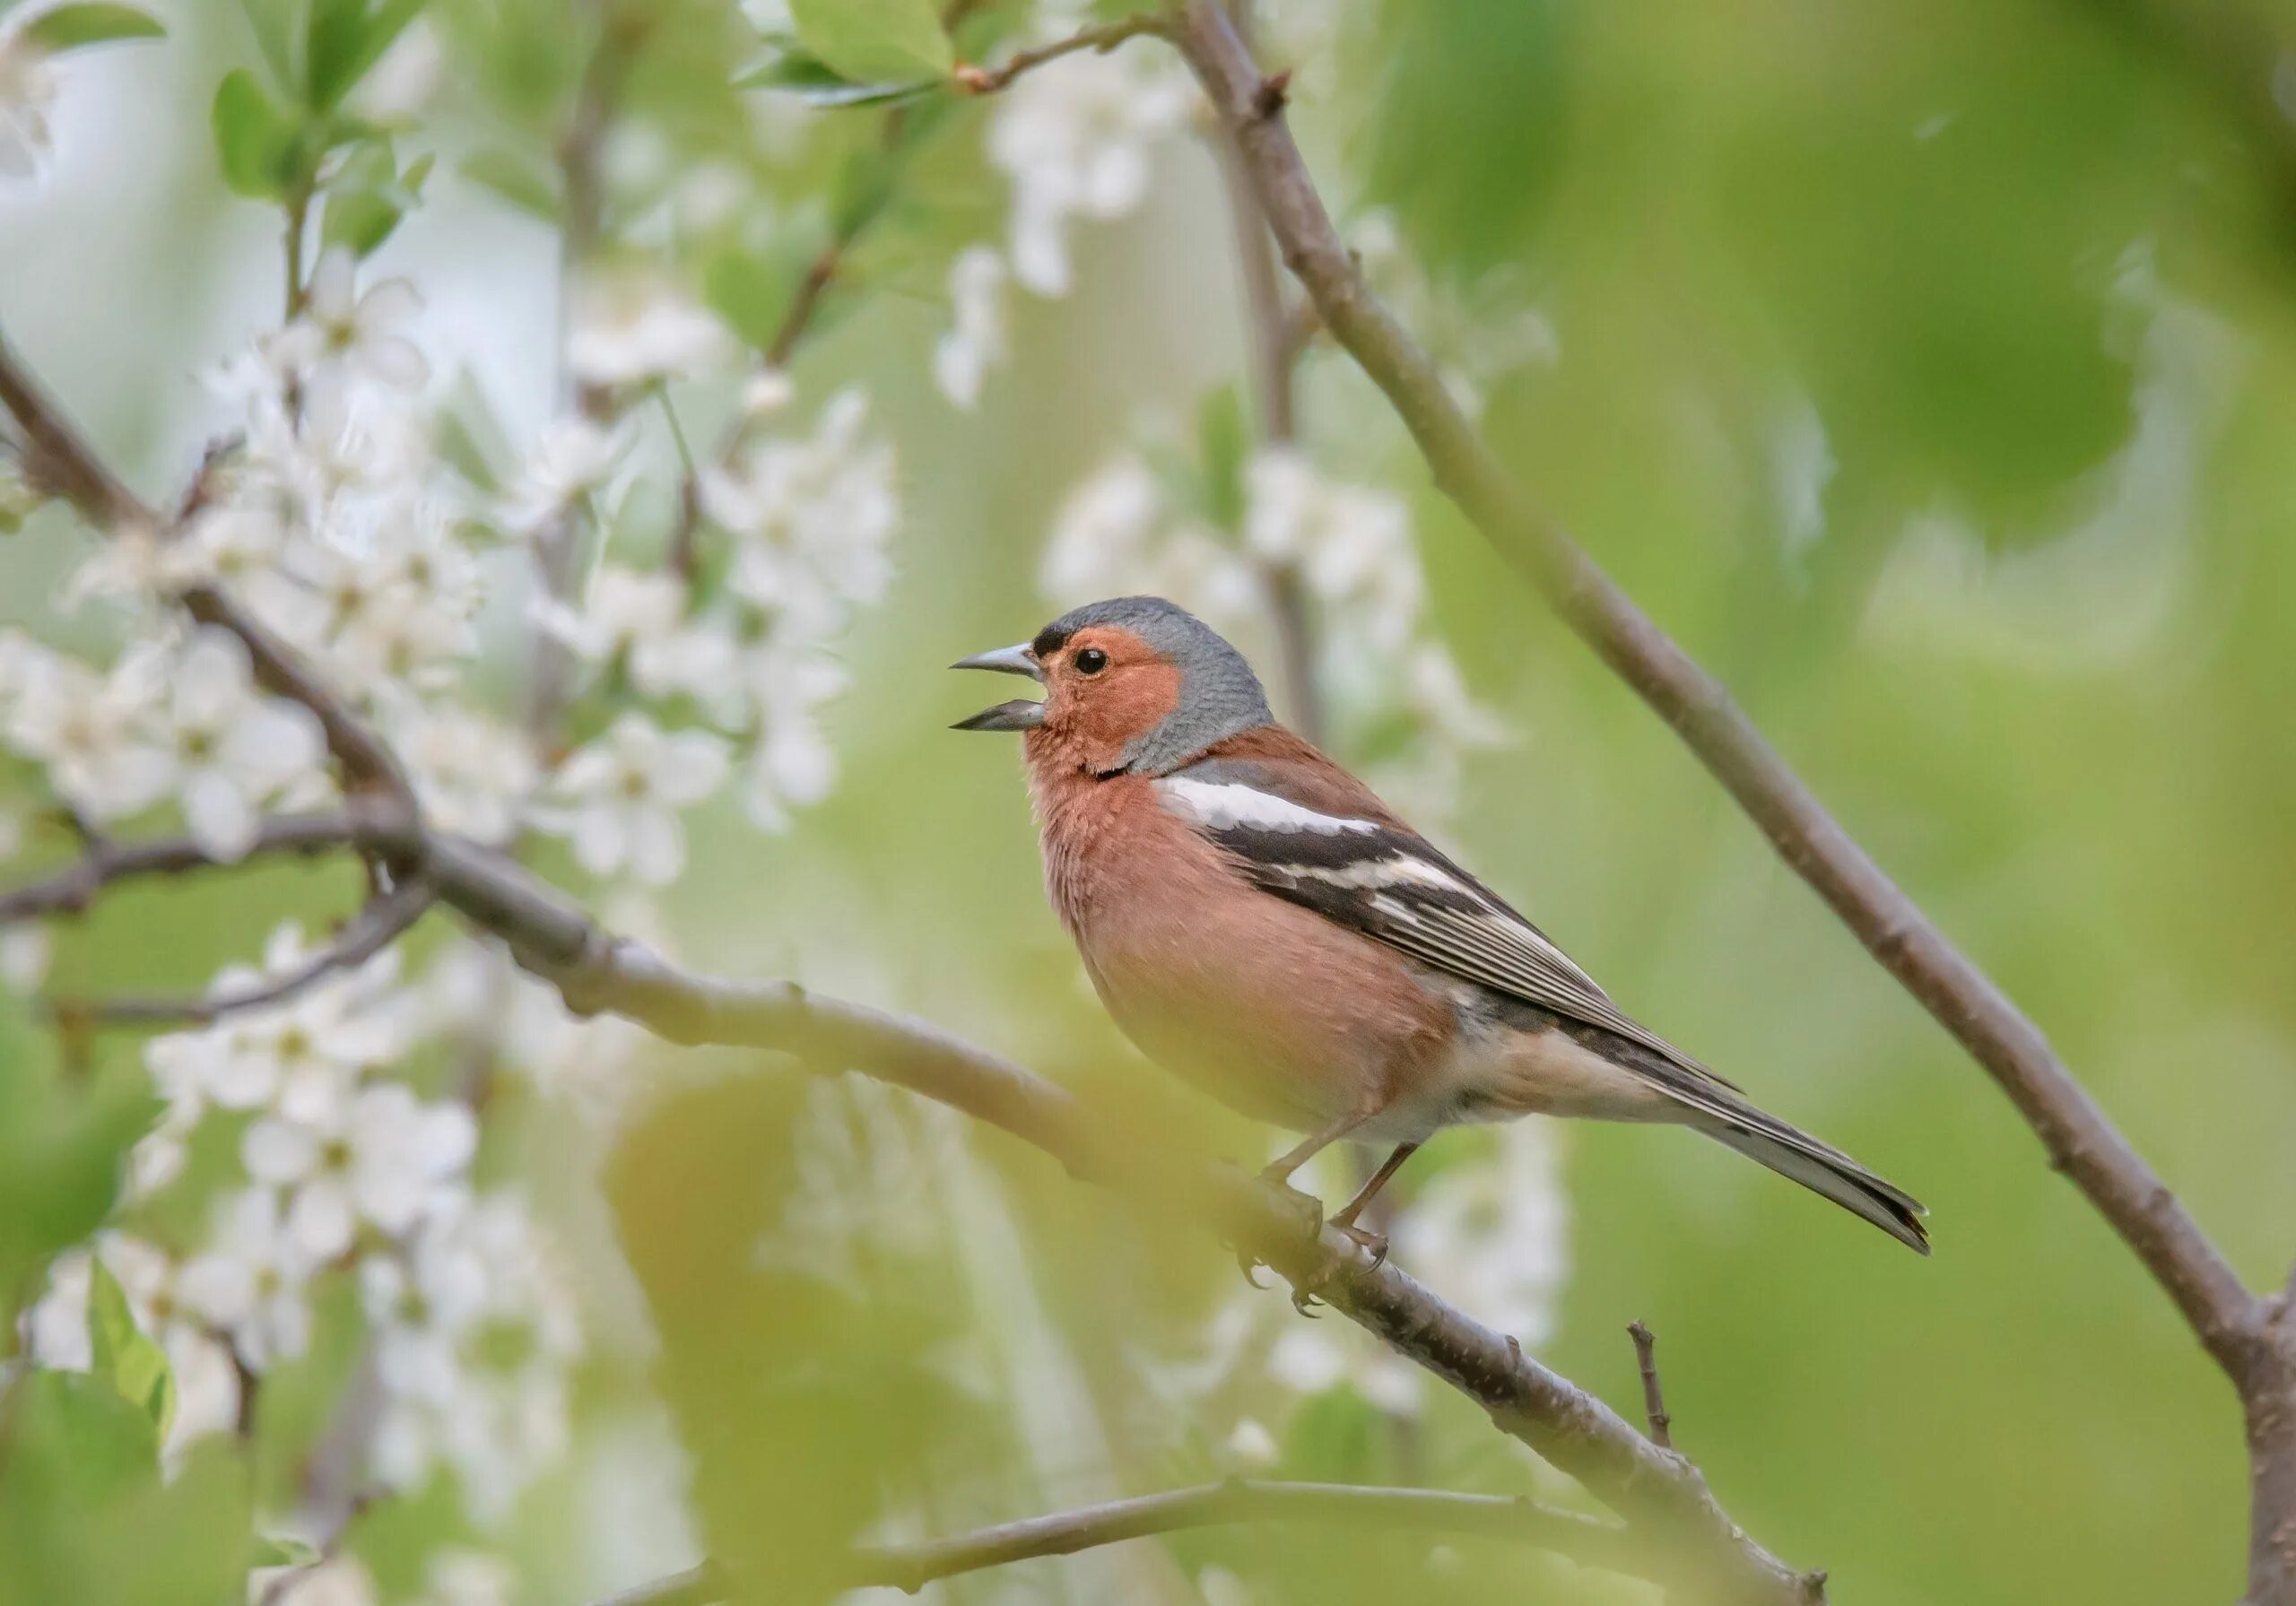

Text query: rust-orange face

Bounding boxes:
[953,625,1180,775]
[952,597,1274,777]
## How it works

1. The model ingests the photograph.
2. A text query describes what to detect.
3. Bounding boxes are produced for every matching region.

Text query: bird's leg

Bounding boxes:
[1328,1142,1418,1270]
[1258,1107,1376,1190]
[1252,1107,1388,1314]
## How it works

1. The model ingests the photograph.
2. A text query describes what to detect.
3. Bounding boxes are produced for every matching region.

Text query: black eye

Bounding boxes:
[1074,647,1109,675]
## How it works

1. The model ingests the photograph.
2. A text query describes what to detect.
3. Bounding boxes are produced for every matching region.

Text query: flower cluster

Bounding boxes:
[27,919,587,1516]
[1040,443,1505,815]
[927,8,1196,410]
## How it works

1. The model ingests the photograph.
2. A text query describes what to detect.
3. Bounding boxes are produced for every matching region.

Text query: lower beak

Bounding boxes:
[951,642,1046,731]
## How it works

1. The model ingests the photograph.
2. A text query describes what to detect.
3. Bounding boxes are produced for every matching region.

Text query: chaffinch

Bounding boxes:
[955,595,1927,1257]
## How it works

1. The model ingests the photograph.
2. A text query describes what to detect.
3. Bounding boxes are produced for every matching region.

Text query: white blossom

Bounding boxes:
[260,1557,378,1606]
[244,1081,476,1262]
[1,638,175,823]
[1,924,51,994]
[0,24,57,182]
[497,417,632,541]
[178,1187,316,1369]
[146,922,404,1116]
[987,40,1193,296]
[1393,1124,1570,1345]
[736,634,844,831]
[266,248,430,405]
[569,271,733,390]
[533,713,727,885]
[533,565,740,716]
[704,389,897,629]
[362,1194,583,1523]
[393,705,536,845]
[933,247,1007,409]
[156,629,330,861]
[409,1551,517,1606]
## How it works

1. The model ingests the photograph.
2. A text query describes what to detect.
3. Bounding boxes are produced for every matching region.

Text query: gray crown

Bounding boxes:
[1036,596,1274,775]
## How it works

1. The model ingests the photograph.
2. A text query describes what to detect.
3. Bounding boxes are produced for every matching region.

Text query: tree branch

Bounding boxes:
[598,1480,1657,1606]
[1205,1,1325,749]
[1161,0,2266,1382]
[47,874,434,1029]
[0,326,416,803]
[952,15,1167,95]
[1626,1319,1673,1450]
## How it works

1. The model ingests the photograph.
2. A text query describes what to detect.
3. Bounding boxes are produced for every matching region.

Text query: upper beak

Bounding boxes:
[951,642,1046,731]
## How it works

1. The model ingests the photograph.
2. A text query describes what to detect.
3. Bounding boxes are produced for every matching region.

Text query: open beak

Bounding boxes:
[951,642,1046,731]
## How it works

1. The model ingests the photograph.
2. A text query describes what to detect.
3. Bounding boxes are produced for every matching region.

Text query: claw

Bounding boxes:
[1235,1245,1269,1289]
[1336,1223,1388,1272]
[1290,1286,1323,1316]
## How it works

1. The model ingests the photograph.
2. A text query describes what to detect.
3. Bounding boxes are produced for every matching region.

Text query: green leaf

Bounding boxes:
[238,0,304,92]
[321,136,428,256]
[306,0,427,112]
[458,147,561,222]
[85,1257,177,1440]
[734,42,935,109]
[787,0,951,83]
[250,1534,322,1569]
[212,68,305,200]
[19,4,163,50]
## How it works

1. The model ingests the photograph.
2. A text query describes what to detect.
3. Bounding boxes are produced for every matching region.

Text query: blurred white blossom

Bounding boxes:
[569,270,733,390]
[534,712,728,885]
[934,247,1008,409]
[244,1081,477,1262]
[178,1187,316,1369]
[706,388,897,629]
[987,34,1193,295]
[1394,1124,1570,1345]
[0,24,57,181]
[498,417,633,541]
[265,248,430,409]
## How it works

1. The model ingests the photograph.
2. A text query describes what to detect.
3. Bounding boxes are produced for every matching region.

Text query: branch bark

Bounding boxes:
[47,874,433,1029]
[1627,1319,1673,1451]
[1205,1,1325,749]
[599,1480,1657,1606]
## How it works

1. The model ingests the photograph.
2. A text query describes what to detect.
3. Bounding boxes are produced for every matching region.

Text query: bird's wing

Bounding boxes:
[1156,756,1744,1095]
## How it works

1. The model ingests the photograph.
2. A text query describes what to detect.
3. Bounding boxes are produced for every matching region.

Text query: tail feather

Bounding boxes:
[1700,1114,1931,1255]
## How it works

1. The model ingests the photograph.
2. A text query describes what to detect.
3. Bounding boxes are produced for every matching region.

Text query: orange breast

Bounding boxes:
[1026,765,1455,1133]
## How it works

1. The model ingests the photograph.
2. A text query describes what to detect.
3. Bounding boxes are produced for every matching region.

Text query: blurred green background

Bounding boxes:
[5,1,2296,1603]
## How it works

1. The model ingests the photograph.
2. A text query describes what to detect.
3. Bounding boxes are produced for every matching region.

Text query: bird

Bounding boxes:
[952,595,1927,1259]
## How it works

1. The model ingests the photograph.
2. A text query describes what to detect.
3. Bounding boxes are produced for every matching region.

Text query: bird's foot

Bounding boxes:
[1234,1243,1269,1289]
[1334,1221,1388,1272]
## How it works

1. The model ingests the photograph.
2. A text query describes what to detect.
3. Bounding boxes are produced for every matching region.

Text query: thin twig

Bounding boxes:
[596,1480,1655,1606]
[952,15,1168,95]
[1205,0,1324,748]
[1626,1320,1673,1450]
[47,875,433,1029]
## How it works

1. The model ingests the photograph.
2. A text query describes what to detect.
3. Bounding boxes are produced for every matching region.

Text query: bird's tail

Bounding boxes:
[1697,1108,1931,1255]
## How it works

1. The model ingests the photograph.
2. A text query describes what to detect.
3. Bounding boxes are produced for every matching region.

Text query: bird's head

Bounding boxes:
[952,595,1274,777]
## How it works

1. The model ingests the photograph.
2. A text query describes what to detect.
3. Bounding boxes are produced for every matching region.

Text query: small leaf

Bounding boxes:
[213,68,305,200]
[458,147,561,221]
[787,0,951,83]
[250,1534,323,1569]
[19,3,163,50]
[734,43,935,109]
[321,135,426,256]
[238,0,304,92]
[307,0,428,112]
[85,1256,177,1440]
